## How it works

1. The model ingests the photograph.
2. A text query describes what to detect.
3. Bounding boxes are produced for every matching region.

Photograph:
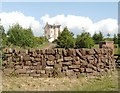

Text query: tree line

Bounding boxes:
[55,27,119,49]
[0,23,119,49]
[0,23,47,48]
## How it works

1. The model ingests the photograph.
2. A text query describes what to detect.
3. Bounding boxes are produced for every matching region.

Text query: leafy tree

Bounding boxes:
[39,36,48,43]
[56,27,75,48]
[7,24,35,48]
[0,22,8,47]
[118,33,120,47]
[34,36,48,46]
[113,34,118,44]
[92,31,103,44]
[75,31,94,48]
[103,33,113,41]
[107,33,110,38]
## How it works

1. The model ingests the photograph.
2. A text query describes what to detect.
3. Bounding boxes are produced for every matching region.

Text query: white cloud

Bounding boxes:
[0,12,118,37]
[91,18,118,36]
[0,11,42,36]
[41,14,118,37]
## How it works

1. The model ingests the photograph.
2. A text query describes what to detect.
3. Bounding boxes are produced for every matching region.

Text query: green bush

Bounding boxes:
[7,24,35,48]
[75,31,94,48]
[56,27,75,49]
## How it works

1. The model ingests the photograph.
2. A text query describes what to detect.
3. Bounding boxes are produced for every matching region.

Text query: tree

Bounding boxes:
[118,33,120,47]
[34,36,48,46]
[75,31,94,48]
[7,24,35,48]
[113,34,118,44]
[0,22,8,47]
[107,33,110,38]
[56,27,75,48]
[92,31,103,44]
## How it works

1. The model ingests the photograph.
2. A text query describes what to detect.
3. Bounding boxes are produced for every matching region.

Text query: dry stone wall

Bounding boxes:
[2,48,115,78]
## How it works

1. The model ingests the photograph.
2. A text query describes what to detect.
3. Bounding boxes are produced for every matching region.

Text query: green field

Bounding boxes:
[2,70,118,91]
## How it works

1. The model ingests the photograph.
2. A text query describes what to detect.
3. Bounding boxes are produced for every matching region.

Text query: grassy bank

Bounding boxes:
[2,70,118,91]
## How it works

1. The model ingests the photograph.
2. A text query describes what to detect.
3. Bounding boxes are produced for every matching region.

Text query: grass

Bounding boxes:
[2,42,50,50]
[93,44,99,48]
[35,42,50,49]
[2,70,118,91]
[71,71,118,91]
[34,42,56,49]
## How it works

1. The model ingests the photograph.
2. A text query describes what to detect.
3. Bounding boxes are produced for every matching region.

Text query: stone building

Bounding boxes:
[44,22,61,42]
[99,41,114,53]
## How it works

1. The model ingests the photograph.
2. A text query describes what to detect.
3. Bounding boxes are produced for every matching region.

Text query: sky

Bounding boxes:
[0,2,118,37]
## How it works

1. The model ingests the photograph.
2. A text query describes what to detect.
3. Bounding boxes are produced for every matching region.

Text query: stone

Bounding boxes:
[54,63,62,69]
[48,55,55,61]
[76,49,85,60]
[40,70,46,74]
[73,69,79,72]
[35,49,41,54]
[25,61,32,66]
[86,55,94,60]
[26,70,31,74]
[80,48,86,56]
[90,49,95,55]
[64,57,73,61]
[32,52,38,57]
[30,73,40,77]
[2,48,115,78]
[55,54,61,59]
[6,54,11,57]
[23,55,30,61]
[32,63,38,66]
[80,61,88,67]
[57,58,64,62]
[23,66,30,70]
[62,49,67,56]
[8,48,13,53]
[46,61,54,66]
[34,58,41,61]
[51,49,56,54]
[35,65,42,70]
[45,67,53,74]
[72,61,80,65]
[67,49,73,56]
[79,68,85,73]
[30,70,36,73]
[2,48,7,53]
[57,49,63,55]
[42,49,46,54]
[36,70,41,74]
[85,49,91,55]
[74,57,80,61]
[15,69,26,74]
[86,68,93,73]
[68,65,80,69]
[94,48,100,54]
[62,66,68,71]
[62,61,72,66]
[45,66,54,70]
[15,65,22,69]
